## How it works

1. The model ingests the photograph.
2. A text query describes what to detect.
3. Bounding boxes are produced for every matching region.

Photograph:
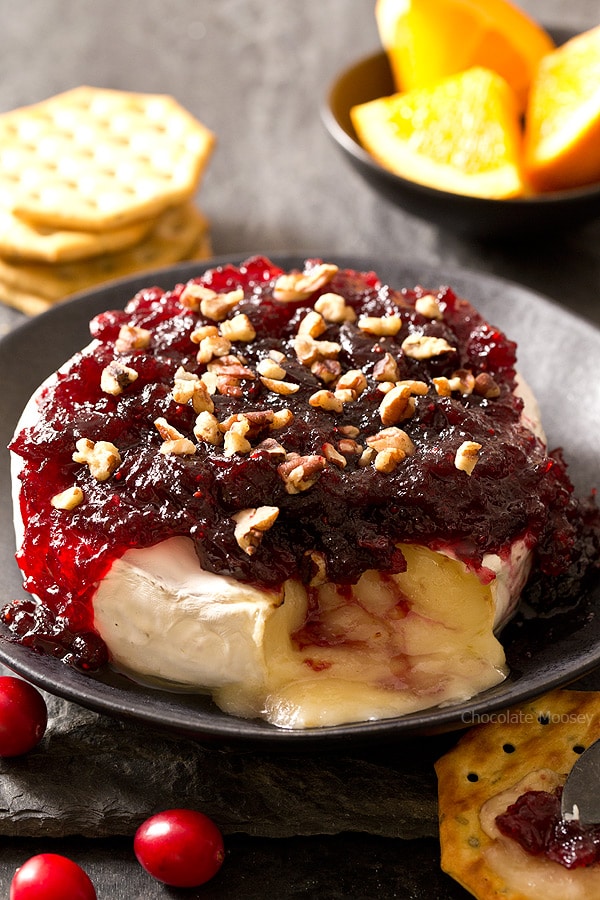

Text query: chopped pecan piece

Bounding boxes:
[273,263,338,302]
[207,357,256,398]
[373,352,400,383]
[232,505,280,556]
[304,549,328,586]
[335,369,367,397]
[401,333,455,360]
[257,357,286,380]
[252,437,287,461]
[100,360,139,396]
[379,384,416,425]
[293,335,341,366]
[223,418,252,457]
[194,411,222,445]
[366,427,415,456]
[374,448,407,473]
[196,334,232,364]
[322,442,347,468]
[415,294,443,319]
[333,388,356,404]
[455,440,482,475]
[260,376,300,395]
[298,310,327,338]
[160,438,197,456]
[357,314,402,336]
[154,417,197,456]
[277,454,326,493]
[309,390,344,413]
[219,313,257,343]
[178,283,206,311]
[396,379,429,396]
[337,438,362,456]
[310,358,341,384]
[51,485,84,510]
[314,292,356,323]
[181,284,244,321]
[220,410,274,440]
[207,356,255,379]
[241,410,276,433]
[270,408,294,430]
[433,370,475,397]
[172,367,214,414]
[358,447,376,467]
[338,424,360,438]
[474,372,501,398]
[217,375,244,397]
[200,371,218,394]
[115,324,152,353]
[190,324,219,344]
[72,438,121,481]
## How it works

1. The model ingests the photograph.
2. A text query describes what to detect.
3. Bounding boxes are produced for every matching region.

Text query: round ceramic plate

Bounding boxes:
[1,254,599,747]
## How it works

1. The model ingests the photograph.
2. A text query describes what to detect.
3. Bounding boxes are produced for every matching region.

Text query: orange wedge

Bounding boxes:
[524,25,600,193]
[375,0,554,111]
[351,66,525,199]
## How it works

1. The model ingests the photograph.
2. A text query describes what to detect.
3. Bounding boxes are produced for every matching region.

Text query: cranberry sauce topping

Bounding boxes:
[3,256,594,667]
[496,786,600,869]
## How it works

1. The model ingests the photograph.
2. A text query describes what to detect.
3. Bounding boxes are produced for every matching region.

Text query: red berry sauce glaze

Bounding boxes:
[3,256,599,670]
[496,786,600,869]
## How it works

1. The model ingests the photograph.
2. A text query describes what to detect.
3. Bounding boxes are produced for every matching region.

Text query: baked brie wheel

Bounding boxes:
[6,257,589,729]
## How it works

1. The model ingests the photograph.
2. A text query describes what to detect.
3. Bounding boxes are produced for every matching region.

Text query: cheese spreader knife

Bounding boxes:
[561,738,600,825]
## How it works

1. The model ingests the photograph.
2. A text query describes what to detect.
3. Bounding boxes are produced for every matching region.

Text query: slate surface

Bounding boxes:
[0,680,444,840]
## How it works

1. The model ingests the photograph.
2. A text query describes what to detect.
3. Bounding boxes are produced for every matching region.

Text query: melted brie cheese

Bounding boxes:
[91,536,530,728]
[12,366,543,729]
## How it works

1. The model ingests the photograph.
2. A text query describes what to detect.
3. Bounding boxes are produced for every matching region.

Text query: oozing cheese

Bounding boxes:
[11,368,542,729]
[91,536,531,728]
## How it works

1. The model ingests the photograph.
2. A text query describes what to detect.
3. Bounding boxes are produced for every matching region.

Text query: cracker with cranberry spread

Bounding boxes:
[436,689,600,899]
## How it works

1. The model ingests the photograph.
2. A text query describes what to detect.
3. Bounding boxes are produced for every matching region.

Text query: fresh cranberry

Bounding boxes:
[9,854,96,900]
[134,808,225,887]
[0,676,47,757]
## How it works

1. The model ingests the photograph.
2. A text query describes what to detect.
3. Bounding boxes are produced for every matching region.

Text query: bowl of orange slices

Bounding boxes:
[322,0,600,237]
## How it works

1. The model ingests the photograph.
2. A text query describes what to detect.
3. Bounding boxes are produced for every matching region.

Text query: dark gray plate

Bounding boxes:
[1,254,599,747]
[322,29,600,238]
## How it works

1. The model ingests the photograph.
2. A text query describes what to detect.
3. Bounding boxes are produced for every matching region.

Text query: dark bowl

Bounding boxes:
[322,30,600,238]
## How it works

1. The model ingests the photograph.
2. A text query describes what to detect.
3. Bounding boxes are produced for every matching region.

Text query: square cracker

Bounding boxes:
[435,689,600,900]
[0,202,211,313]
[0,86,215,232]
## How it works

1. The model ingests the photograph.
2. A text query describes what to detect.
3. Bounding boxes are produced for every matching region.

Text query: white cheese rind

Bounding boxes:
[92,536,291,689]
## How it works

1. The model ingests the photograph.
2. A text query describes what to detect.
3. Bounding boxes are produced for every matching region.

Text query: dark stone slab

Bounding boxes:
[0,685,445,840]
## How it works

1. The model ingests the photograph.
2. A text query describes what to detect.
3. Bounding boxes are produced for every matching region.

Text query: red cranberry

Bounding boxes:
[134,808,225,887]
[0,676,47,757]
[10,854,96,900]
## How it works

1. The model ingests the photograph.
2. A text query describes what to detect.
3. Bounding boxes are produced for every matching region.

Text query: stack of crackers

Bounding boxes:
[0,86,215,315]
